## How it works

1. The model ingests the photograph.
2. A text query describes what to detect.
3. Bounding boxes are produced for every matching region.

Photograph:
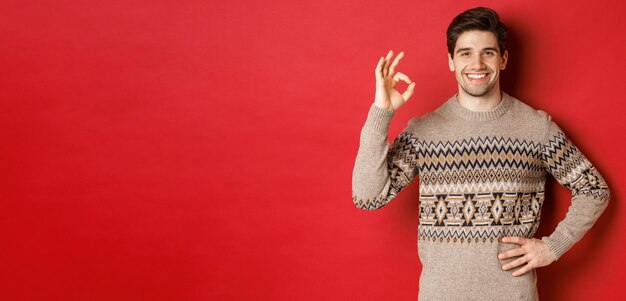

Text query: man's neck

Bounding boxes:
[456,87,503,112]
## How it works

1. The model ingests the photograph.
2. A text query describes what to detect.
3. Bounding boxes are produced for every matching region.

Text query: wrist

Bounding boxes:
[540,237,558,262]
[373,101,393,112]
[364,103,395,134]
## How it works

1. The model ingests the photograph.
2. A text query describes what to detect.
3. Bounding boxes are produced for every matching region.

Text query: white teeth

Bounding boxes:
[467,73,487,79]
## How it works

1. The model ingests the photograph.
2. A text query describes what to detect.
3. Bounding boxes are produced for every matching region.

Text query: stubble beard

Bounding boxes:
[460,79,497,97]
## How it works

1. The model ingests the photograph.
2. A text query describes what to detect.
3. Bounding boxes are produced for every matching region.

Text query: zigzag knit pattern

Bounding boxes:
[413,135,548,243]
[352,131,419,210]
[353,129,609,243]
[542,131,610,200]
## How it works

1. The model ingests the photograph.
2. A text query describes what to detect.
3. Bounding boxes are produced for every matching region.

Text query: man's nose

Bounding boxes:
[470,54,485,69]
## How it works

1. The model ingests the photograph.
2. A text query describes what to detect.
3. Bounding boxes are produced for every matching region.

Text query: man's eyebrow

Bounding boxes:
[455,47,500,54]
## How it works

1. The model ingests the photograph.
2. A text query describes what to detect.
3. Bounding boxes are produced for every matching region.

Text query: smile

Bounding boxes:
[464,72,490,82]
[467,73,487,79]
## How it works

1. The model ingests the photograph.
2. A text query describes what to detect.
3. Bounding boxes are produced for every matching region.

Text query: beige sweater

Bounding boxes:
[351,92,610,300]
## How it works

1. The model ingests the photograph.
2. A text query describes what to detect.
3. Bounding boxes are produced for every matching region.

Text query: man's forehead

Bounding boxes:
[454,30,499,49]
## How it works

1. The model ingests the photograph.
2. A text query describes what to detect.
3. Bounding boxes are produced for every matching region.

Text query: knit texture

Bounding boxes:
[351,92,610,300]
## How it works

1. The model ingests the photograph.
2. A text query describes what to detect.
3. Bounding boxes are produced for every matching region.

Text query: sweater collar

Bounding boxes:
[443,92,513,121]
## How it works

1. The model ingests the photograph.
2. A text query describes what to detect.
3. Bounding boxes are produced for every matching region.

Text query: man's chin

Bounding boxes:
[462,88,490,97]
[461,83,496,97]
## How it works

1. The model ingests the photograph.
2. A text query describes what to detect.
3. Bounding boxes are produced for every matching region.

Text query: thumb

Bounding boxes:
[402,82,416,101]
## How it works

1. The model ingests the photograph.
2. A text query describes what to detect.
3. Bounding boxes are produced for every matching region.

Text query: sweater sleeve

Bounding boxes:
[351,103,420,210]
[539,116,610,261]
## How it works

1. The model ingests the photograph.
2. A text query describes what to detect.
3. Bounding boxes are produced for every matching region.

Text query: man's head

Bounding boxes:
[446,7,508,98]
[447,7,507,59]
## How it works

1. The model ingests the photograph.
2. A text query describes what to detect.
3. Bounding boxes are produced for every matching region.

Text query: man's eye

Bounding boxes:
[485,51,495,56]
[460,52,470,56]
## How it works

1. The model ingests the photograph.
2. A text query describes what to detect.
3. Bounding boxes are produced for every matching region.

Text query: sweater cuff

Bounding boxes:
[363,103,395,135]
[541,232,573,261]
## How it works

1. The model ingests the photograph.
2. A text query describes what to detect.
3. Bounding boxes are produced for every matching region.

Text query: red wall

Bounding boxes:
[2,0,625,300]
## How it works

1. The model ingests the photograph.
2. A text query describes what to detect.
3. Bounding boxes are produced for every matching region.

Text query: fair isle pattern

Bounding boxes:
[416,136,545,194]
[418,191,544,243]
[352,131,419,210]
[352,130,609,244]
[542,131,610,200]
[414,136,547,243]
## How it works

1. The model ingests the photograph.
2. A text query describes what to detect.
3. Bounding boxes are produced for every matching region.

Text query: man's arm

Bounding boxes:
[540,115,611,261]
[352,50,417,210]
[351,103,419,210]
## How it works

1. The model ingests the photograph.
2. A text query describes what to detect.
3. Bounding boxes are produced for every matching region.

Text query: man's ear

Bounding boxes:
[448,53,455,71]
[500,50,508,70]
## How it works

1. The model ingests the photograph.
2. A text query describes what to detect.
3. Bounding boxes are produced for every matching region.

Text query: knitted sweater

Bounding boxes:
[351,92,610,300]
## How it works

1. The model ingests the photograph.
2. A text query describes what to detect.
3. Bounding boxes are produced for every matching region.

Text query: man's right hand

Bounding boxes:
[374,50,415,112]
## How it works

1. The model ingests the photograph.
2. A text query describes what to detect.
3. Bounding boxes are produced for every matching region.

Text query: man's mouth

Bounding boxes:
[464,72,490,82]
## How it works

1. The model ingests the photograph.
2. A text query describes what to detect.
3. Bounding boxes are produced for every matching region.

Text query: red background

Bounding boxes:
[1,0,625,300]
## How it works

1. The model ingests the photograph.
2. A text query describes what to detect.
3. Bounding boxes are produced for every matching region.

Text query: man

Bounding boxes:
[351,7,610,300]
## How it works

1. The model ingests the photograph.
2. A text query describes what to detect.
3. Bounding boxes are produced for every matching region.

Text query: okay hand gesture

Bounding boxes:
[374,50,415,112]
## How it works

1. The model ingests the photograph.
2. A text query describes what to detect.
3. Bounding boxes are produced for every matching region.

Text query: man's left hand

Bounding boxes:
[498,236,557,277]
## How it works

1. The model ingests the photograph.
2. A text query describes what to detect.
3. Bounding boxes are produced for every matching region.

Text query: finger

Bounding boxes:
[383,50,393,77]
[512,263,535,277]
[393,72,412,84]
[498,247,526,260]
[392,71,415,101]
[402,82,416,101]
[388,51,404,76]
[375,56,384,82]
[502,255,530,271]
[503,236,527,245]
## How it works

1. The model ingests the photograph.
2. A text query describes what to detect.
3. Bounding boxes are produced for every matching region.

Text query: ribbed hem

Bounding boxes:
[541,232,573,261]
[363,103,395,135]
[444,92,513,121]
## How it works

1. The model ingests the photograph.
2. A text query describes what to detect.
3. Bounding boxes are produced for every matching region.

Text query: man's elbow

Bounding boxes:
[587,185,611,214]
[601,186,611,209]
[352,193,388,210]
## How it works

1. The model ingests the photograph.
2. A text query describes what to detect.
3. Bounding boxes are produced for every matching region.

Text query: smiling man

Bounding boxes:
[351,7,610,301]
[450,30,506,99]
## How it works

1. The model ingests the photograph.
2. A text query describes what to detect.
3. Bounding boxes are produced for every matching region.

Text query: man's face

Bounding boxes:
[448,30,508,98]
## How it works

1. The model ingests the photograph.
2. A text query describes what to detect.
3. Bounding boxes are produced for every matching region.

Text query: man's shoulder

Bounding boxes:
[405,109,444,132]
[507,93,551,122]
[507,95,548,118]
[405,95,455,128]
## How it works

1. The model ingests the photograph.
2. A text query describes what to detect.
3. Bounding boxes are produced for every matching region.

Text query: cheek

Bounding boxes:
[456,66,465,75]
[488,60,503,70]
[455,70,465,81]
[452,63,463,73]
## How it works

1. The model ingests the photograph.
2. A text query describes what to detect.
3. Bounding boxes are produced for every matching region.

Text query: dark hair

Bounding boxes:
[446,7,507,58]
